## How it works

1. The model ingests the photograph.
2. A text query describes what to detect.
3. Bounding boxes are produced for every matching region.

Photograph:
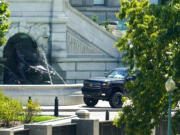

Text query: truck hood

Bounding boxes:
[86,77,125,82]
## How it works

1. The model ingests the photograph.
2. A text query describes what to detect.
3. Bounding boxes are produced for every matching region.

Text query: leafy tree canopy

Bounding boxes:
[114,0,180,134]
[0,0,10,46]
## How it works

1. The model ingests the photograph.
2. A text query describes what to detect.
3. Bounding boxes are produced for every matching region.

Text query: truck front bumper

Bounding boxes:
[82,87,111,100]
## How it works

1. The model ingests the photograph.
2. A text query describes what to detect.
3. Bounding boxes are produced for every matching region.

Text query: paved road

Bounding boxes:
[41,101,121,121]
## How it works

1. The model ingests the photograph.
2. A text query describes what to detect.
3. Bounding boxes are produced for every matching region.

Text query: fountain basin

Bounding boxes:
[1,84,83,106]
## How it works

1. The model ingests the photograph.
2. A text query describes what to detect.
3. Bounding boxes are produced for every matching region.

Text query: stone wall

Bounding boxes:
[52,58,121,83]
[2,84,83,105]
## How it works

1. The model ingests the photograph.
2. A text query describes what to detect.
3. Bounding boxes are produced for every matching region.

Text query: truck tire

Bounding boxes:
[109,92,122,108]
[83,96,98,107]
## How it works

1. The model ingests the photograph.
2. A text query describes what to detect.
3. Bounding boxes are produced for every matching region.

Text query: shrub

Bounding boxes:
[0,91,23,127]
[92,15,98,23]
[23,97,41,123]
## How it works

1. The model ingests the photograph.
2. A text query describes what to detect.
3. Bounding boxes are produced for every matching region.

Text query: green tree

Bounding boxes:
[0,0,10,46]
[114,0,180,134]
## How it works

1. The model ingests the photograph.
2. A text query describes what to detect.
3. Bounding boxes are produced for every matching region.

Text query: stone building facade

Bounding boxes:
[0,0,159,84]
[0,0,121,84]
[70,0,159,22]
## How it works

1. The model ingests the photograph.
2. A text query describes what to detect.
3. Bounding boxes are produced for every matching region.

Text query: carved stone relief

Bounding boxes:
[6,21,49,54]
[67,28,106,56]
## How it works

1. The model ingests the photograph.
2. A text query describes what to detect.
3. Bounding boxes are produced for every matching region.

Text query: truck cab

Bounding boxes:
[82,68,134,108]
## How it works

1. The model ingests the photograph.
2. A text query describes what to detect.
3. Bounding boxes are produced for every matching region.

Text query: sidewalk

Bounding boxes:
[40,101,122,112]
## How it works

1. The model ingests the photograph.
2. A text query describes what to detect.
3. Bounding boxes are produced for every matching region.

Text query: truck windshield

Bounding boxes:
[106,70,127,79]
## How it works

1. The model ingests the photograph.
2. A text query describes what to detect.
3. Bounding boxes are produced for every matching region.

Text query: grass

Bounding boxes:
[32,116,59,122]
[16,115,60,123]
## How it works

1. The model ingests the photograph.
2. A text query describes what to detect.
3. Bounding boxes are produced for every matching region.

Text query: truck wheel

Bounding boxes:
[83,96,98,107]
[109,92,122,108]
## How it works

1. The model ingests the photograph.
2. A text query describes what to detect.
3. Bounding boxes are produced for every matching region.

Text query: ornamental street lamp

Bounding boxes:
[165,76,176,135]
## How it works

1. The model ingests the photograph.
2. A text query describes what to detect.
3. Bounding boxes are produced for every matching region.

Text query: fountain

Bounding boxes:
[1,33,83,105]
[3,33,65,85]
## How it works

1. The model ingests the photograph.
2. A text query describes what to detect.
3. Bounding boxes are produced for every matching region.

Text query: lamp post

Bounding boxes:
[165,76,176,135]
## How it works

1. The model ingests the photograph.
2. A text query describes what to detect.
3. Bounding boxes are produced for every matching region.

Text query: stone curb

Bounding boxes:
[40,107,121,112]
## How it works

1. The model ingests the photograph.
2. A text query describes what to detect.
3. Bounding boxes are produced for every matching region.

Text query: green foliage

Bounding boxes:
[114,0,180,134]
[32,116,59,122]
[23,98,41,123]
[91,16,114,32]
[99,19,111,31]
[92,15,98,23]
[92,16,112,32]
[0,0,10,46]
[0,91,23,127]
[122,96,129,102]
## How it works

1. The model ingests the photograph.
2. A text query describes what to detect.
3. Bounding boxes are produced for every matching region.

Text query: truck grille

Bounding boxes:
[84,81,101,89]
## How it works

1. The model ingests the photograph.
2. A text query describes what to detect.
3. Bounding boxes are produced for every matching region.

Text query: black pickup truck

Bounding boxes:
[82,68,135,108]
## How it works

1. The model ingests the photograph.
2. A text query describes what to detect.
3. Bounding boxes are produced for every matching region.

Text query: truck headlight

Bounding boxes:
[102,83,110,88]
